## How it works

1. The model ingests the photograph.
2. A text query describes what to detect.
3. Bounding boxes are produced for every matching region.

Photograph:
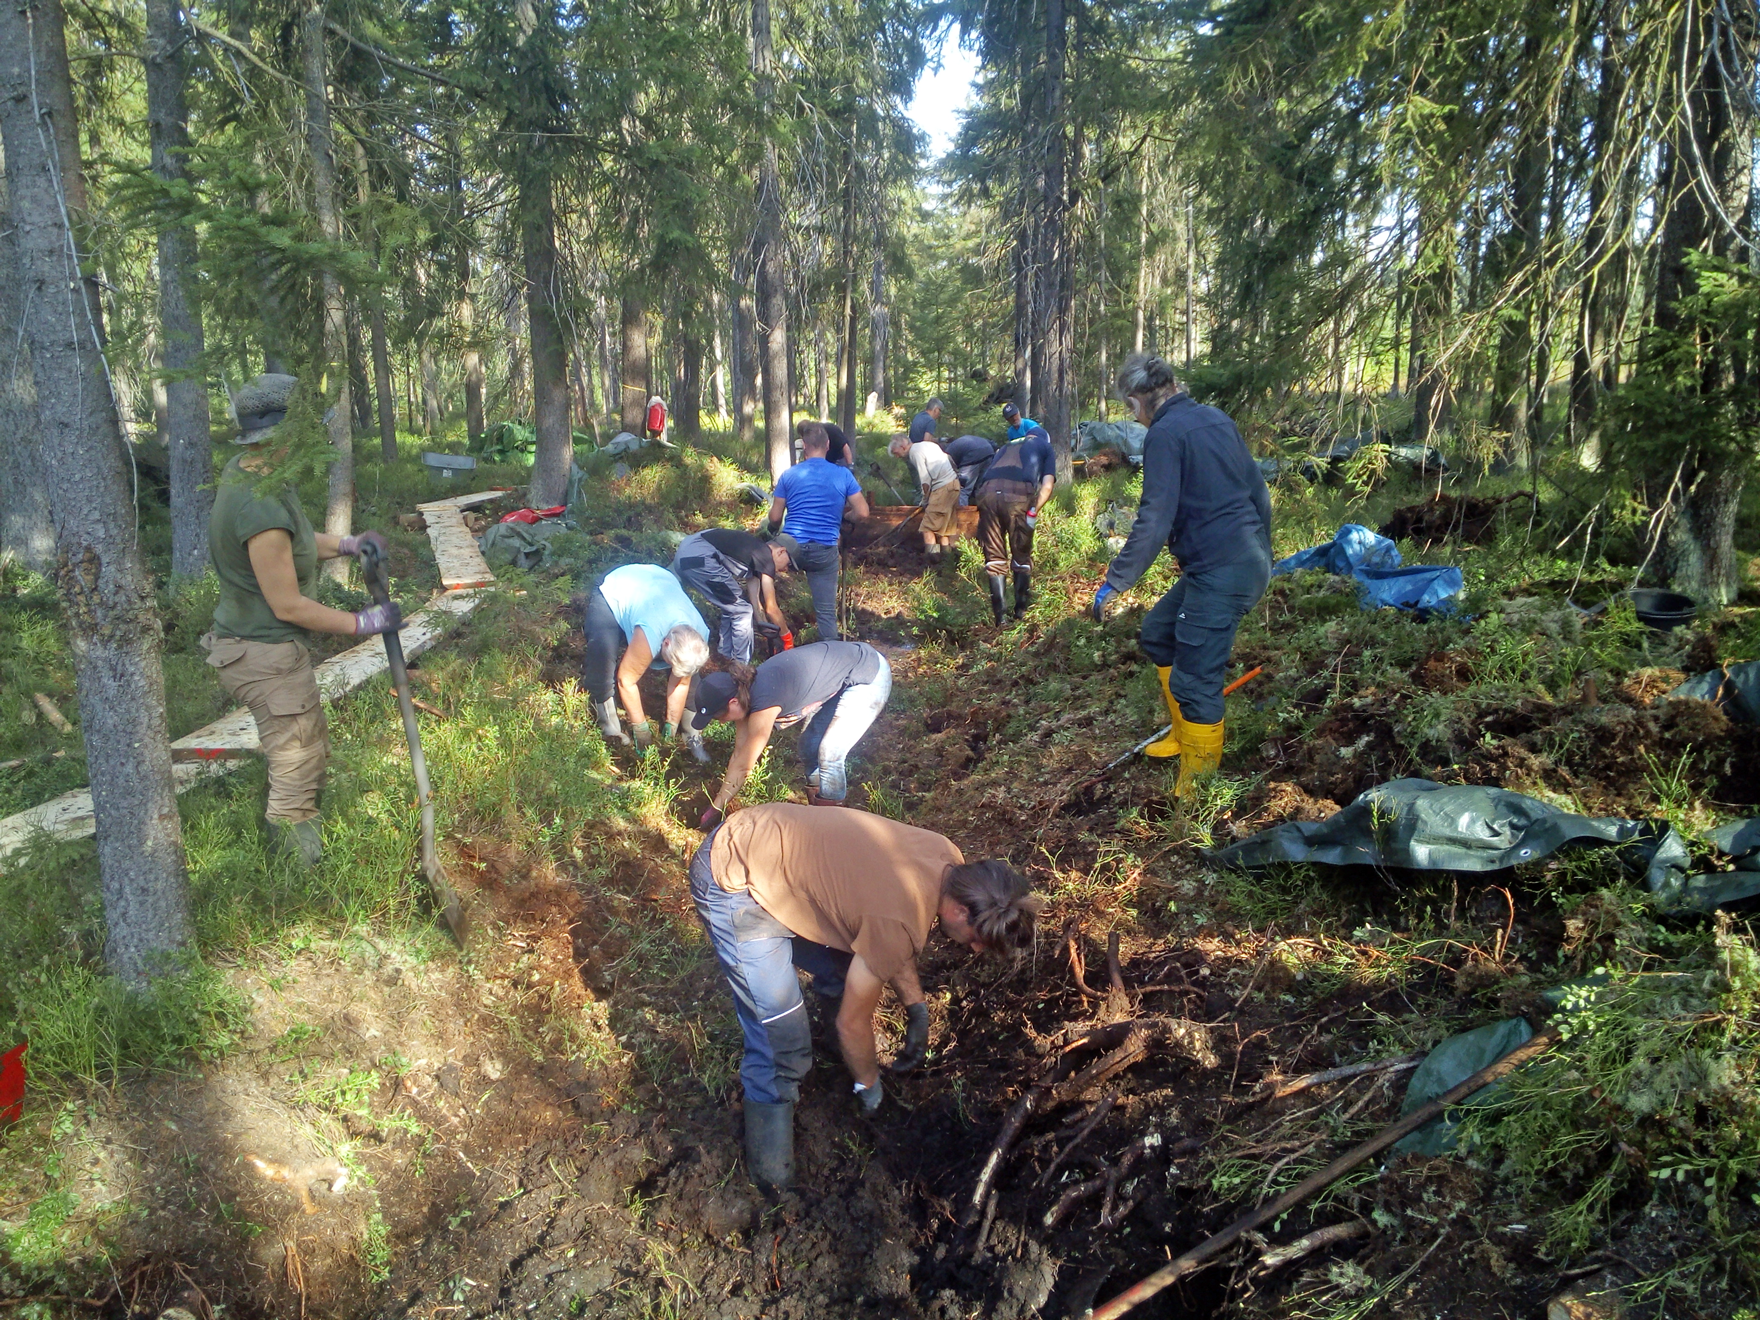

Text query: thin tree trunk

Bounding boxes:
[1184,189,1196,369]
[300,5,353,583]
[0,0,192,980]
[420,341,442,434]
[731,258,757,442]
[371,303,395,458]
[145,0,211,577]
[837,127,859,436]
[523,167,572,506]
[752,0,793,478]
[678,327,702,439]
[1013,205,1033,413]
[0,217,54,572]
[346,301,371,433]
[1133,159,1150,355]
[711,288,729,419]
[1038,0,1074,482]
[814,313,830,420]
[868,227,888,413]
[620,294,649,433]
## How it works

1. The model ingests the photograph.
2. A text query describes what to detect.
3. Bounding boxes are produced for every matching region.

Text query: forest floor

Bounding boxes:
[3,427,1760,1320]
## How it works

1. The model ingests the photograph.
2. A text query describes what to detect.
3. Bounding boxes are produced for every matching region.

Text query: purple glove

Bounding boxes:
[338,530,388,559]
[700,805,724,830]
[353,601,403,635]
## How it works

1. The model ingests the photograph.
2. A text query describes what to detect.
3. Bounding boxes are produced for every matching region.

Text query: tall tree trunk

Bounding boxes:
[620,294,649,433]
[836,128,860,436]
[711,288,729,419]
[1013,205,1033,412]
[0,216,54,572]
[813,313,830,420]
[1489,29,1548,453]
[752,0,793,478]
[731,258,757,442]
[1038,0,1074,481]
[370,303,396,458]
[1410,194,1456,445]
[145,0,211,578]
[0,0,192,981]
[1184,189,1197,368]
[420,341,442,434]
[678,327,702,440]
[522,167,572,506]
[346,301,372,433]
[457,252,484,447]
[1133,159,1150,355]
[868,227,888,413]
[300,5,353,584]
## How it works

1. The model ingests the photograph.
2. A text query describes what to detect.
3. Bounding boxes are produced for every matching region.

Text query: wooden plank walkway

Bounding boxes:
[0,493,505,864]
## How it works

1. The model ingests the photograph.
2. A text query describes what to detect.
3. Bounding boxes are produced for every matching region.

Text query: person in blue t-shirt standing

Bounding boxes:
[909,398,943,445]
[974,405,1057,624]
[767,423,870,641]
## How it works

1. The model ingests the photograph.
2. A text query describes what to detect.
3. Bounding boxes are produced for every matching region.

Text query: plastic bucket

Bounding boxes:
[1627,588,1696,630]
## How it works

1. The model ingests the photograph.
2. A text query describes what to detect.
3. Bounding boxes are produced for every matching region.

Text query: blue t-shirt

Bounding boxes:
[597,564,708,670]
[773,457,863,546]
[1006,417,1042,441]
[909,410,939,444]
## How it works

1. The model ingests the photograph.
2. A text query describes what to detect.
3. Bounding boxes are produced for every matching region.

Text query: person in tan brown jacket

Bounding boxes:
[202,374,400,866]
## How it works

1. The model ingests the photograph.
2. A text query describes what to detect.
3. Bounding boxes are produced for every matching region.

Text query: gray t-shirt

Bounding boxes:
[748,641,883,726]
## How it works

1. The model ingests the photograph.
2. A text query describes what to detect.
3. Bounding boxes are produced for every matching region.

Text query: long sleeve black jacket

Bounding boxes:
[1103,393,1272,591]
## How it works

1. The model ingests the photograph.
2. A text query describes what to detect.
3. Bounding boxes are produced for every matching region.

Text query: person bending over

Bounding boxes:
[766,424,869,641]
[973,406,1056,624]
[203,372,399,867]
[581,563,712,759]
[1093,353,1271,796]
[690,802,1043,1188]
[888,432,961,563]
[942,433,997,505]
[691,640,890,824]
[671,526,798,664]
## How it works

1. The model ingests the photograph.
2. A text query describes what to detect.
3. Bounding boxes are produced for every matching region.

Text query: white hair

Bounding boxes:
[660,625,709,676]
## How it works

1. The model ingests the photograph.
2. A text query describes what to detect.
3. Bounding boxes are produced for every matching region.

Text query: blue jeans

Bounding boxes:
[791,541,842,642]
[690,832,853,1104]
[796,653,891,802]
[1138,551,1271,724]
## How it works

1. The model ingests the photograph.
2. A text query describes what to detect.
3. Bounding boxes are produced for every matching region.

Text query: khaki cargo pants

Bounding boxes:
[203,634,328,824]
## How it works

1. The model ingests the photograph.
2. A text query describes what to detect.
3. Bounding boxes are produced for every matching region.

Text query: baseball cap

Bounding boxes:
[1001,402,1020,421]
[691,671,739,731]
[770,531,801,569]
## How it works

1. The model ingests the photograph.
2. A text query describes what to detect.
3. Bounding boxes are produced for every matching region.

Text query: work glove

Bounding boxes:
[661,722,677,741]
[854,1078,883,1115]
[1091,582,1116,623]
[353,601,403,635]
[1023,508,1038,530]
[780,630,795,650]
[631,720,656,751]
[699,805,724,830]
[888,1002,930,1074]
[337,530,388,560]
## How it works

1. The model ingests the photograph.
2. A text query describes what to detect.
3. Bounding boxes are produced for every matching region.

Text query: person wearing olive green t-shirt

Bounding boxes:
[202,373,400,866]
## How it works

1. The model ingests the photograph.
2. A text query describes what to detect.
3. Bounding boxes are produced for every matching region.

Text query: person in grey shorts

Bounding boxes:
[671,527,798,664]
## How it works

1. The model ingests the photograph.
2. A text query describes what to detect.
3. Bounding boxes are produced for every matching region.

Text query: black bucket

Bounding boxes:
[1627,588,1697,631]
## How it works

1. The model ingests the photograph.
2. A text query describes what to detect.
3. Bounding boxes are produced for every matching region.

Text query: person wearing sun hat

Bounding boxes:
[689,640,891,827]
[202,373,399,866]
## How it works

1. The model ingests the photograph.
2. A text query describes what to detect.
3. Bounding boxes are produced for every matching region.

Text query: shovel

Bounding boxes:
[360,543,466,942]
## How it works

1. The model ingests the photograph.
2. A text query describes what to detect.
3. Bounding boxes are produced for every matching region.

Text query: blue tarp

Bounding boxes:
[1272,523,1463,614]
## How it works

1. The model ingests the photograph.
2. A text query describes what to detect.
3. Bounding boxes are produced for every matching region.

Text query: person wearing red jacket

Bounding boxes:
[645,395,668,442]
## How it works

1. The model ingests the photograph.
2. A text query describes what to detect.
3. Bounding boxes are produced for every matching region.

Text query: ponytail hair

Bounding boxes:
[705,652,758,708]
[944,860,1045,956]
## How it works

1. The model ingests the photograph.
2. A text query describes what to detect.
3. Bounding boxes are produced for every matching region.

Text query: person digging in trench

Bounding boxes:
[1092,352,1272,797]
[201,372,401,868]
[691,640,891,827]
[973,402,1057,624]
[690,801,1044,1189]
[580,563,713,760]
[889,431,962,564]
[669,526,798,665]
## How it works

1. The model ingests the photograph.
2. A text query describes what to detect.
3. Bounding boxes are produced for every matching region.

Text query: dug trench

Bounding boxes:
[43,538,1757,1320]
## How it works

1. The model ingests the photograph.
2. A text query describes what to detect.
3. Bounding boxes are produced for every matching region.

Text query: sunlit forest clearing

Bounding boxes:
[2,0,1759,1317]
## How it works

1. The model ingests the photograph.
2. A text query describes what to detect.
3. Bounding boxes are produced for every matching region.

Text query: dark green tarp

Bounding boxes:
[1393,1017,1535,1157]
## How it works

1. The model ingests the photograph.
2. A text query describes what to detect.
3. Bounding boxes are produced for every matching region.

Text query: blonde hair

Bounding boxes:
[945,861,1045,955]
[659,625,709,676]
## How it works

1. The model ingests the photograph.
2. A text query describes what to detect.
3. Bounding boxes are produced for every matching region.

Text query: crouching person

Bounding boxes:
[690,802,1044,1188]
[581,563,712,758]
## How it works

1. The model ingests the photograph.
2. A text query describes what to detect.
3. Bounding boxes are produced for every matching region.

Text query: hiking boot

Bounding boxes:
[1145,665,1183,759]
[987,575,1007,626]
[271,817,323,868]
[593,698,630,746]
[1012,568,1033,619]
[743,1099,795,1191]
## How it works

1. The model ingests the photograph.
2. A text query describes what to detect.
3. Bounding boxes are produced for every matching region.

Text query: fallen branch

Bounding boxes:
[410,697,448,720]
[1034,1093,1117,1188]
[964,1017,1215,1228]
[32,694,71,733]
[1065,918,1099,1000]
[1252,1053,1422,1102]
[1087,1022,1562,1320]
[1255,1219,1370,1273]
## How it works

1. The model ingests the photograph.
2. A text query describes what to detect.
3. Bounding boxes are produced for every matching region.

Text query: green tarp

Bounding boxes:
[1393,1017,1535,1157]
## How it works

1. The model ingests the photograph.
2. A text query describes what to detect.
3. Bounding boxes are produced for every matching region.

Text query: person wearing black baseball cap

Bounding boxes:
[690,641,891,827]
[974,404,1057,624]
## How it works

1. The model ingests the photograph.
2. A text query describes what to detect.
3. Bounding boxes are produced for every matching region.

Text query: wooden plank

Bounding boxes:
[415,488,508,513]
[0,761,230,864]
[422,504,497,591]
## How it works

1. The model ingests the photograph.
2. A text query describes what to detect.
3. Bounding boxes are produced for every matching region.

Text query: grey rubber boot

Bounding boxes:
[987,575,1007,626]
[593,698,630,746]
[271,817,323,868]
[681,726,711,764]
[743,1099,795,1190]
[1012,568,1033,619]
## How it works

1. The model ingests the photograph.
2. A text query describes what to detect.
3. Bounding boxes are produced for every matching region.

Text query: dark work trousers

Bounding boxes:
[581,588,623,704]
[1138,550,1272,724]
[672,535,757,663]
[791,540,842,642]
[690,831,853,1105]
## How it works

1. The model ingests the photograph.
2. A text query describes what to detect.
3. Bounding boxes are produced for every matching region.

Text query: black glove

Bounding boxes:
[888,1002,930,1074]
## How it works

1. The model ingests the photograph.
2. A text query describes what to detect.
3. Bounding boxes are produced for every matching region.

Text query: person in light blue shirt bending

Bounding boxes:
[767,423,870,641]
[583,563,712,757]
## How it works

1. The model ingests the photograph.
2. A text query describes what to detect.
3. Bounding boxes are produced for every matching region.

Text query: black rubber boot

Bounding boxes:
[743,1099,795,1190]
[1012,568,1033,619]
[987,575,1007,626]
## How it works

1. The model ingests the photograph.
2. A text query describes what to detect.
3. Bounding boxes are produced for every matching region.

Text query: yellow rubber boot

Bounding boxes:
[1144,666,1183,758]
[1173,716,1225,799]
